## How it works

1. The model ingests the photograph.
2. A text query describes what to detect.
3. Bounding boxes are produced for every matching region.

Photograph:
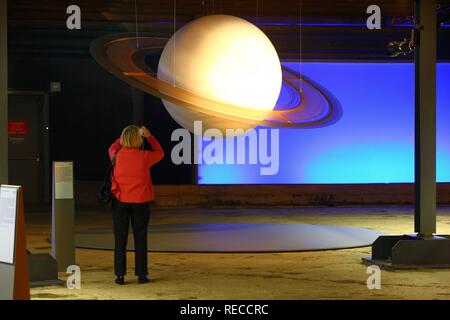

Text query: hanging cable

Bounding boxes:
[256,0,259,25]
[134,0,140,48]
[173,0,177,87]
[298,0,302,92]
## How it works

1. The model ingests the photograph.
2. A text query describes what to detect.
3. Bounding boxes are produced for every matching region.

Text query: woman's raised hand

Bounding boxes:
[140,126,151,138]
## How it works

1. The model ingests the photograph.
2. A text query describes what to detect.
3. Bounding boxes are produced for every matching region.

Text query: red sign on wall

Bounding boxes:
[8,121,29,136]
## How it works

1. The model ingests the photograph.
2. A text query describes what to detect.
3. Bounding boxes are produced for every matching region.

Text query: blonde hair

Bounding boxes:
[120,125,143,149]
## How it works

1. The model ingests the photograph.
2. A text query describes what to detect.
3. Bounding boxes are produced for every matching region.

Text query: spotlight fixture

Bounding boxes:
[387,24,422,58]
[387,38,415,57]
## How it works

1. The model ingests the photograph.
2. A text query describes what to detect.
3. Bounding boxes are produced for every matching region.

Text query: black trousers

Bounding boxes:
[111,198,150,276]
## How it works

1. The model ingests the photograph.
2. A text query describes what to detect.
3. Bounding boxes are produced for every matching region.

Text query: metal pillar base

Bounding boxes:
[28,252,64,287]
[362,234,450,270]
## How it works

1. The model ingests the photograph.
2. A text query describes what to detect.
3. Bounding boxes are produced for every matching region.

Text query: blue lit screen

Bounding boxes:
[198,62,450,184]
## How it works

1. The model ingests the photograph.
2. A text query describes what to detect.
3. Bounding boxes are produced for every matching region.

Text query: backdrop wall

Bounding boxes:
[198,62,450,184]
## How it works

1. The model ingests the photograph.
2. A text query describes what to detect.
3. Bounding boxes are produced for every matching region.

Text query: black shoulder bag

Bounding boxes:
[98,151,118,206]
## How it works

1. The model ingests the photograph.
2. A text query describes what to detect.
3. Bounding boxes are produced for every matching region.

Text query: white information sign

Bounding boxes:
[54,162,74,200]
[0,186,18,264]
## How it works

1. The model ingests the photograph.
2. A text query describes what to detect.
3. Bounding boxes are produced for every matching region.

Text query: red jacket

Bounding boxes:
[108,135,164,203]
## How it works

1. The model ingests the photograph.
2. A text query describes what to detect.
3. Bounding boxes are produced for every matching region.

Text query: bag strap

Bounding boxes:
[111,153,118,165]
[109,149,120,178]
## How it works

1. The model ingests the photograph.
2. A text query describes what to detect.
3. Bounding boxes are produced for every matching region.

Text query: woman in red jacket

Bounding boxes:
[108,125,164,285]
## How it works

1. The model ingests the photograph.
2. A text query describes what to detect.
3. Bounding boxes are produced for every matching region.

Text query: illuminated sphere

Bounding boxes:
[157,14,282,135]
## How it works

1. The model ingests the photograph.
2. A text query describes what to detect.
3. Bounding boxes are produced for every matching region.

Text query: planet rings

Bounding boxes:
[90,34,341,128]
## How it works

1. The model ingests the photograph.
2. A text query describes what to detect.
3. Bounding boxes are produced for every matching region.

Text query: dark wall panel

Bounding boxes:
[9,53,193,184]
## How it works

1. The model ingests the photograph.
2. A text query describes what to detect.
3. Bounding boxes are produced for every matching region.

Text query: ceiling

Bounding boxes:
[7,0,423,23]
[7,0,450,60]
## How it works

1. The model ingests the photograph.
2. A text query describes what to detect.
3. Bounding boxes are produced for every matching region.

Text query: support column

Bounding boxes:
[414,0,436,237]
[362,0,450,270]
[0,0,8,184]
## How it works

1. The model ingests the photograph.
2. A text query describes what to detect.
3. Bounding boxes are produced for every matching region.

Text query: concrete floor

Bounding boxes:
[26,205,450,300]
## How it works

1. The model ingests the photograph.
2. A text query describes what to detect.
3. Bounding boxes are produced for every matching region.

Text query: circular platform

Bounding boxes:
[75,223,383,252]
